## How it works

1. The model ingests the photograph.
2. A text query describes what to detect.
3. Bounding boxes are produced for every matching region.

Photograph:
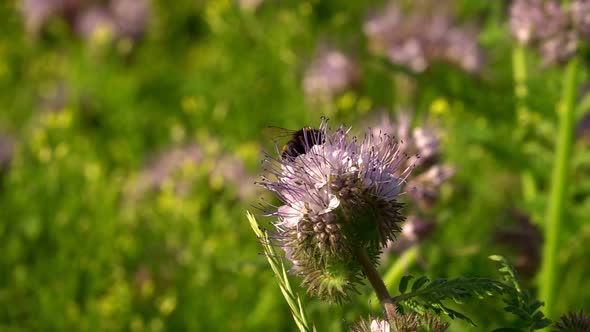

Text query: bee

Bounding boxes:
[264,126,325,160]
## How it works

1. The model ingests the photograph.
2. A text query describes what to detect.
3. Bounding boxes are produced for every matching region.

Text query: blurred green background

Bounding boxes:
[0,0,588,331]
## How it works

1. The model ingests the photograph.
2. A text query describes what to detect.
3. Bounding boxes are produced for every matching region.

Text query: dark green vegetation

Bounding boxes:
[0,0,588,331]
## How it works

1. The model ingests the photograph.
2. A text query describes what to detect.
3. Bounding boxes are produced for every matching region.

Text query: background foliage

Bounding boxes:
[0,0,588,331]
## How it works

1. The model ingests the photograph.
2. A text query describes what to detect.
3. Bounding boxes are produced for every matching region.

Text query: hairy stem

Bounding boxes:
[539,58,579,321]
[370,246,419,309]
[353,246,397,321]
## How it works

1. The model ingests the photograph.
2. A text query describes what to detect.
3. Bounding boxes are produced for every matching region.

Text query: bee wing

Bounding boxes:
[262,126,296,137]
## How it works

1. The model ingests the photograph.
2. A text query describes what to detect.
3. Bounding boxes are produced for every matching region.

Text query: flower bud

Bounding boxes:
[553,310,590,332]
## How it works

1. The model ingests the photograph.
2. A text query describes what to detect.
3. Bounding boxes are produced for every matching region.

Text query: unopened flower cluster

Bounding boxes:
[349,313,449,332]
[21,0,150,42]
[363,1,483,73]
[366,112,454,253]
[510,0,590,64]
[260,119,411,301]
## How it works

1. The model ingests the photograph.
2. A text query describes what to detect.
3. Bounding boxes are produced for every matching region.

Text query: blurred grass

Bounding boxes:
[0,0,589,331]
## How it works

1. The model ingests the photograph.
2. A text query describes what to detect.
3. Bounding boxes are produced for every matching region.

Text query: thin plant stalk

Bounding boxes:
[352,246,397,322]
[512,45,529,112]
[370,246,419,309]
[539,58,579,320]
[513,45,538,205]
[247,212,316,332]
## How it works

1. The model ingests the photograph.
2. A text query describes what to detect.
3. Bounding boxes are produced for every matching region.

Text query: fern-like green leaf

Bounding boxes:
[489,255,551,331]
[399,275,413,294]
[392,275,509,326]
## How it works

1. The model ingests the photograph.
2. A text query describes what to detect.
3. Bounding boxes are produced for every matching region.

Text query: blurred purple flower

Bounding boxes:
[132,144,203,197]
[387,215,435,253]
[366,111,453,257]
[21,0,150,42]
[109,0,150,40]
[128,143,256,202]
[509,0,590,65]
[238,0,264,12]
[21,0,82,35]
[539,30,578,65]
[444,27,484,73]
[0,134,15,173]
[303,48,360,100]
[407,164,455,210]
[75,6,117,40]
[366,111,455,210]
[576,111,590,143]
[572,0,590,39]
[510,0,568,45]
[367,111,451,172]
[364,1,483,73]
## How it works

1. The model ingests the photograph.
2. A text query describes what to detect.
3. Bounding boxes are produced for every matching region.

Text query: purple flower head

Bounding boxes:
[259,118,412,301]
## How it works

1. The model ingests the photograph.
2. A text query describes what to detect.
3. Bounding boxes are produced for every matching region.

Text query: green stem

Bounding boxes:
[513,45,530,141]
[512,45,528,102]
[539,58,579,320]
[370,246,419,309]
[353,247,397,322]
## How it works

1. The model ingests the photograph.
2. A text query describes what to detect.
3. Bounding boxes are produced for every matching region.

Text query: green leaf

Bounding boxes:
[399,275,413,294]
[411,276,430,292]
[393,274,509,325]
[490,255,552,331]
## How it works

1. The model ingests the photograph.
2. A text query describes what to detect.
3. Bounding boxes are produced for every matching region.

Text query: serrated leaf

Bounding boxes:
[489,255,503,262]
[399,275,413,294]
[446,308,476,326]
[533,319,552,329]
[528,301,542,313]
[393,275,509,326]
[490,255,551,331]
[411,276,430,292]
